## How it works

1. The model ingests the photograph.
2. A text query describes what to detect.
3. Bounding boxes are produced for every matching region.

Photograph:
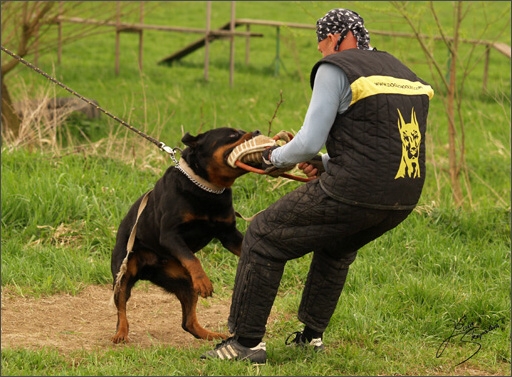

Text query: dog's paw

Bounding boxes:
[205,331,229,340]
[111,333,129,344]
[193,276,214,298]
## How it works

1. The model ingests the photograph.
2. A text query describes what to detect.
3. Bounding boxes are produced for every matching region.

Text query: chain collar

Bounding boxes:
[176,158,226,194]
[162,144,226,194]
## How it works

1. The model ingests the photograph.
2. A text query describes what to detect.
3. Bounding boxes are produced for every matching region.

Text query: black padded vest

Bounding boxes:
[311,49,434,209]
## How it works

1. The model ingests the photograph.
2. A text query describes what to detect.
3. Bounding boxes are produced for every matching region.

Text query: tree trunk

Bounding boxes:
[447,2,464,208]
[1,80,20,139]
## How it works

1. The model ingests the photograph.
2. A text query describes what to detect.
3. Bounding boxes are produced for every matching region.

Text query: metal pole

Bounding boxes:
[483,44,490,93]
[245,23,250,65]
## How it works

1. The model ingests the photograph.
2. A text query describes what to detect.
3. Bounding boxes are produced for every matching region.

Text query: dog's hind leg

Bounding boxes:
[160,258,227,340]
[111,256,139,344]
[175,286,227,340]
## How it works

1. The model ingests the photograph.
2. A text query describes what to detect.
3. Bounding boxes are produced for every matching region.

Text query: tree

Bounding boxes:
[1,1,138,138]
[391,1,510,208]
[2,2,55,137]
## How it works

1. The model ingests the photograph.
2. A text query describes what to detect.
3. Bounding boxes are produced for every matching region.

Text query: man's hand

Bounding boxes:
[261,146,295,178]
[298,155,325,179]
[261,146,281,176]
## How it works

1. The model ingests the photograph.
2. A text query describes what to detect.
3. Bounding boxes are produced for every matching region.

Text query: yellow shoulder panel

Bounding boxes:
[350,75,434,106]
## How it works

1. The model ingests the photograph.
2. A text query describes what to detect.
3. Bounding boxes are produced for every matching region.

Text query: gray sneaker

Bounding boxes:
[200,337,267,363]
[285,331,325,352]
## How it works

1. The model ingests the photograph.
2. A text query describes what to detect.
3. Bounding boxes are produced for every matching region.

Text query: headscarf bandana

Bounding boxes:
[316,8,371,50]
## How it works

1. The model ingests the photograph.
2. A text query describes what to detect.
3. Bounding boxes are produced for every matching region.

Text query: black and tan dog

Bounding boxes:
[110,127,261,344]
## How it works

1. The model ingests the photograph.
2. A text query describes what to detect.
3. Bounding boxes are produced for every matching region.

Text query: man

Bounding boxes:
[201,8,434,363]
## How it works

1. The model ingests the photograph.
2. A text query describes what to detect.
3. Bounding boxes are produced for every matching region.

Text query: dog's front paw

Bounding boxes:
[111,331,129,344]
[193,275,214,298]
[205,331,229,340]
[184,259,214,298]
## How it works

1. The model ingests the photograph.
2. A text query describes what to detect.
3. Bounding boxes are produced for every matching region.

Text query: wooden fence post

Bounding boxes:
[57,1,63,64]
[138,2,144,72]
[229,1,236,87]
[204,1,211,81]
[115,2,121,76]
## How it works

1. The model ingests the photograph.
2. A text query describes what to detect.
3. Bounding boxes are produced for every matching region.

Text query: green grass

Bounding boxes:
[2,150,509,375]
[2,1,510,375]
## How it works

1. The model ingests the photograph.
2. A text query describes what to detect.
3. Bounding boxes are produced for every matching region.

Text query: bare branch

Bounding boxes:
[391,1,498,207]
[391,1,450,93]
[267,90,284,136]
[428,1,451,53]
[0,1,144,137]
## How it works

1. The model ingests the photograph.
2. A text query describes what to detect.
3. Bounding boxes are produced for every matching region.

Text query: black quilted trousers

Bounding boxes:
[228,179,412,339]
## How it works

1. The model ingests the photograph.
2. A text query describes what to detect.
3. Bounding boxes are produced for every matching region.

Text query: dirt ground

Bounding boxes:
[1,285,506,376]
[1,284,231,353]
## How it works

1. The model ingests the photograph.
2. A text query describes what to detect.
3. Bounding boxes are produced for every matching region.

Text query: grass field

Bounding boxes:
[1,1,510,375]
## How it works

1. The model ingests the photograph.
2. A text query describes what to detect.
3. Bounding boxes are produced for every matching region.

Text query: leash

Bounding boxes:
[113,189,152,296]
[235,160,313,183]
[1,45,312,183]
[1,45,177,158]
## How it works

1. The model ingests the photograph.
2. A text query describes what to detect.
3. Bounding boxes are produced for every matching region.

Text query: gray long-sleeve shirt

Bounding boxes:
[270,63,352,169]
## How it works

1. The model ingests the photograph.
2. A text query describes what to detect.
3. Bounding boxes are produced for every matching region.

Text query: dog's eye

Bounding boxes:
[230,132,240,139]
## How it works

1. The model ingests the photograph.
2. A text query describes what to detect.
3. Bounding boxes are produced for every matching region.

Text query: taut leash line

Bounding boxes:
[1,45,176,156]
[1,45,312,183]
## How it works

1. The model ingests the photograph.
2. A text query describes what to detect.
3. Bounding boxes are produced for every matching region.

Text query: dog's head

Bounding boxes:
[181,127,261,188]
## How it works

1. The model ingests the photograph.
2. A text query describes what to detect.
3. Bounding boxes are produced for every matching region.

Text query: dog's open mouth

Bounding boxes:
[226,133,277,169]
[223,132,254,165]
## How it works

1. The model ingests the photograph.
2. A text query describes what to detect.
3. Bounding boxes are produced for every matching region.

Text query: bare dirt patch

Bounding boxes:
[1,285,506,376]
[1,284,231,353]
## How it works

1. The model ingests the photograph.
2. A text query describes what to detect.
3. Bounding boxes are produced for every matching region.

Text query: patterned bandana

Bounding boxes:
[316,8,370,50]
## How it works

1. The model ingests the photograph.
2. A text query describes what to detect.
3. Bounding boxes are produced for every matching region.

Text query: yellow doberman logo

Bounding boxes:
[395,108,421,179]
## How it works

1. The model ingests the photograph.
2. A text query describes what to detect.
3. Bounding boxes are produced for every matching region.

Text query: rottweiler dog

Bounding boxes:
[110,127,261,344]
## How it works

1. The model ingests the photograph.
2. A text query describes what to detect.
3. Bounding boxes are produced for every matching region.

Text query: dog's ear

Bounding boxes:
[182,132,199,148]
